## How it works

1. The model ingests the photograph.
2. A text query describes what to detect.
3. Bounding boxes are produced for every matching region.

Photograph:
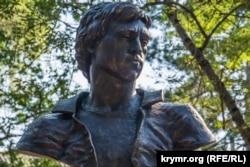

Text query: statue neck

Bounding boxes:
[87,67,138,112]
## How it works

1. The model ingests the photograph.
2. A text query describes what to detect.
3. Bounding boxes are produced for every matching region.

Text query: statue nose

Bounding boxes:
[129,38,142,55]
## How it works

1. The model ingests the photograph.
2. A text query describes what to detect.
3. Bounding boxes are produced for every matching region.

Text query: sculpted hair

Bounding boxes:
[75,2,152,82]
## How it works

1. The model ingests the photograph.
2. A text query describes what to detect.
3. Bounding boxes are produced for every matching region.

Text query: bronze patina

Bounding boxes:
[16,2,215,167]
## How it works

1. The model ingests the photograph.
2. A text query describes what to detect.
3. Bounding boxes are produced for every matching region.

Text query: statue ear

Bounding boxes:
[86,41,100,54]
[86,46,95,54]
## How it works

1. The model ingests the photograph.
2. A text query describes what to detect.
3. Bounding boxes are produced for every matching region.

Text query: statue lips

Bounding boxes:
[126,55,143,68]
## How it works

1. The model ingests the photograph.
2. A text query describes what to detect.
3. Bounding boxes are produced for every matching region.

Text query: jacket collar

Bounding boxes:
[52,89,163,114]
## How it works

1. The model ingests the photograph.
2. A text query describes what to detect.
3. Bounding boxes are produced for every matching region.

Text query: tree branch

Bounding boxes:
[143,1,207,39]
[201,4,242,50]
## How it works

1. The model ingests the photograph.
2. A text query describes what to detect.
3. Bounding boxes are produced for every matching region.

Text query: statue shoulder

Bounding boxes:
[151,102,204,120]
[30,113,72,127]
[150,102,215,150]
[15,113,73,157]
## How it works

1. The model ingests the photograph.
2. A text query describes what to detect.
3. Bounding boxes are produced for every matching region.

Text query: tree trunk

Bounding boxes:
[167,12,250,150]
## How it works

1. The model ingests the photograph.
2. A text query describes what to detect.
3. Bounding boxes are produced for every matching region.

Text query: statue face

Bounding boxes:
[92,19,150,82]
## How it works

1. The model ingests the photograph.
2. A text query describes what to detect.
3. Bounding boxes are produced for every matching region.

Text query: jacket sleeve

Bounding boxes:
[15,113,72,158]
[15,113,98,167]
[168,104,215,150]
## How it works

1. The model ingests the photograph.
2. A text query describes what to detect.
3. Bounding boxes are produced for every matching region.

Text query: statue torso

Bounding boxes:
[76,97,141,167]
[16,90,215,167]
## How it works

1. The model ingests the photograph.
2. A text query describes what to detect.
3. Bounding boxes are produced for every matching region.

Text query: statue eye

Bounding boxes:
[117,31,136,40]
[121,34,130,39]
[119,32,132,39]
[140,39,148,47]
[140,36,149,47]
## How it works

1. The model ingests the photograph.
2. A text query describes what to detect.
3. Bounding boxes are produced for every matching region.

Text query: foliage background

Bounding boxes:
[1,0,250,166]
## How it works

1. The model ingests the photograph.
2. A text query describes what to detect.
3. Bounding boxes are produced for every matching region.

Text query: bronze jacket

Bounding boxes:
[16,90,215,167]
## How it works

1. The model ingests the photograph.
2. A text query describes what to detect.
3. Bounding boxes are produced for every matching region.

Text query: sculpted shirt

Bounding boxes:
[16,89,215,167]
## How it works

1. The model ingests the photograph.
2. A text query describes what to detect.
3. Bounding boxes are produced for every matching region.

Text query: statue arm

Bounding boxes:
[15,114,70,159]
[168,104,215,150]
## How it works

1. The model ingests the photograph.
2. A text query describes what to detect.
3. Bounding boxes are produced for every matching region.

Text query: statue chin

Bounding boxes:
[116,66,143,82]
[101,66,142,83]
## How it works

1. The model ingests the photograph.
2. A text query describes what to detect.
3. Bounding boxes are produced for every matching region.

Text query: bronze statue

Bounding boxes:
[16,2,215,167]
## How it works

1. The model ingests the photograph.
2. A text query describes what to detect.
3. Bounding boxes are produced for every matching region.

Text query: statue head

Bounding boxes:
[75,2,152,82]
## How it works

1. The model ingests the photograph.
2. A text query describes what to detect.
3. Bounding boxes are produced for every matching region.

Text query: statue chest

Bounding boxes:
[77,107,140,167]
